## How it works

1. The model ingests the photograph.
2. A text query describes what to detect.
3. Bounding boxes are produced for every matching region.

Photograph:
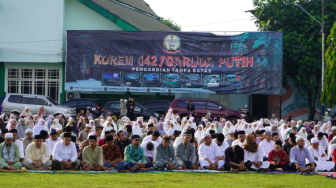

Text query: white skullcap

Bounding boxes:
[311,137,319,144]
[203,132,211,139]
[229,129,235,134]
[86,124,92,128]
[25,129,33,134]
[314,125,319,128]
[331,126,336,131]
[296,136,303,142]
[5,133,13,138]
[291,120,295,123]
[89,132,96,136]
[89,120,94,124]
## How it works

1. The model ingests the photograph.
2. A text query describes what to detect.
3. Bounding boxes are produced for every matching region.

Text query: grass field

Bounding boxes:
[0,173,334,188]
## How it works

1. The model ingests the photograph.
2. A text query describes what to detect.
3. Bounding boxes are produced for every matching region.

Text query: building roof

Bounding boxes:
[88,0,175,31]
[115,0,158,17]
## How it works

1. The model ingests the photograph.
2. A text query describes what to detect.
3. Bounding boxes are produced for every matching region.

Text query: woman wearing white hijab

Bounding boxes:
[240,122,252,135]
[251,122,258,131]
[105,117,118,131]
[20,107,33,117]
[195,125,205,143]
[297,127,307,140]
[102,120,116,137]
[33,119,46,136]
[165,108,175,120]
[280,123,288,141]
[173,120,182,131]
[166,121,178,136]
[50,119,62,131]
[188,117,197,130]
[206,123,217,133]
[181,117,188,129]
[132,122,142,136]
[312,125,323,136]
[223,122,234,136]
[163,119,172,134]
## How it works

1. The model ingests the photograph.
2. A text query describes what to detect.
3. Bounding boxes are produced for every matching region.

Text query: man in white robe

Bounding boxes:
[142,131,162,145]
[212,133,229,160]
[9,129,24,160]
[47,130,62,156]
[198,133,224,170]
[232,131,246,147]
[259,131,275,160]
[307,137,335,172]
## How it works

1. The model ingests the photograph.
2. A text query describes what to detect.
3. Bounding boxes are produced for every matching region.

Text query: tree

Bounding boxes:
[321,21,336,107]
[252,0,336,120]
[159,17,181,31]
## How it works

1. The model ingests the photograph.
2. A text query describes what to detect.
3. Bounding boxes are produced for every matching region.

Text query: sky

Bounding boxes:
[145,0,258,34]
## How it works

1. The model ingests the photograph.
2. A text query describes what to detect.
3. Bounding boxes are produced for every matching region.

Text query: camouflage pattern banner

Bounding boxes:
[66,31,283,94]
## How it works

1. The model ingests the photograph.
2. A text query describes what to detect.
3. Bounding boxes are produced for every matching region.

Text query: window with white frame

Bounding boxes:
[7,68,61,102]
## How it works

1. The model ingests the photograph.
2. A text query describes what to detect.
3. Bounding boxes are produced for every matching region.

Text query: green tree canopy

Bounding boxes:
[321,21,336,107]
[252,0,336,120]
[159,17,181,31]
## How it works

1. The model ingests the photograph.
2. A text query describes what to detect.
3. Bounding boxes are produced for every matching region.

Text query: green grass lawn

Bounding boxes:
[0,172,334,188]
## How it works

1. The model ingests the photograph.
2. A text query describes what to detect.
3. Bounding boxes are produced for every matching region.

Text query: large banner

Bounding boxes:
[66,31,282,94]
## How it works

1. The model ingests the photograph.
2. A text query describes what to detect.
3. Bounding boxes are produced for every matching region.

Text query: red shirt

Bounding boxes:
[328,134,335,143]
[268,150,287,165]
[332,148,336,163]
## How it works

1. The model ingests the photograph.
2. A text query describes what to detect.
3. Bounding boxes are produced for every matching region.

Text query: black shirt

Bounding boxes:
[225,147,244,164]
[114,138,131,159]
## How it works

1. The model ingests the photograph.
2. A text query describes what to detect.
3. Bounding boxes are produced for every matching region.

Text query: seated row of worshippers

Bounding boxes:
[1,124,336,172]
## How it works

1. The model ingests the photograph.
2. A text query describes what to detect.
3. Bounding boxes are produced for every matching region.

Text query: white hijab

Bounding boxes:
[206,123,217,133]
[132,122,142,136]
[33,119,46,136]
[195,125,205,142]
[165,108,175,120]
[166,122,178,136]
[223,122,234,136]
[50,119,62,131]
[298,127,307,140]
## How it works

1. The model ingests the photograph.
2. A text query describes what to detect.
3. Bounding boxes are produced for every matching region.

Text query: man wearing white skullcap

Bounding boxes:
[198,132,225,170]
[78,122,93,144]
[0,133,22,170]
[288,136,315,174]
[22,129,34,152]
[307,137,335,172]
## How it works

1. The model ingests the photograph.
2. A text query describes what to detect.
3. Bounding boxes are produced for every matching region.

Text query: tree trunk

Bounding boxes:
[307,90,314,121]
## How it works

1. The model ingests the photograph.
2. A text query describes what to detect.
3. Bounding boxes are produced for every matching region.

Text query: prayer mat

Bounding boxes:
[27,170,54,173]
[0,169,28,173]
[53,170,85,174]
[261,171,302,174]
[87,170,118,174]
[317,172,336,177]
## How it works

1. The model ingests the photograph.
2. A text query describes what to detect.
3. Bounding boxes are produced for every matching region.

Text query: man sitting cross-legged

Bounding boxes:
[153,135,182,170]
[102,135,128,170]
[175,132,196,170]
[0,133,22,170]
[23,134,52,170]
[124,135,153,171]
[52,133,80,170]
[199,133,224,170]
[81,135,107,171]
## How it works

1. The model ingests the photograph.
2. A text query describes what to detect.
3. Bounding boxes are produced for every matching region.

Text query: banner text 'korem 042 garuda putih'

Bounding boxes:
[66,31,283,94]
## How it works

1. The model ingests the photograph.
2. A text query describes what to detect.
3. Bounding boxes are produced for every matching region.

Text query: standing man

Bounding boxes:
[0,133,22,170]
[102,135,127,170]
[114,130,131,159]
[81,135,106,171]
[199,133,224,170]
[52,133,80,170]
[23,134,52,170]
[153,135,182,170]
[175,132,196,170]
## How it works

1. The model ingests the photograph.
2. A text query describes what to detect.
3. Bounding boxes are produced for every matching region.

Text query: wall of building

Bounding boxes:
[0,0,64,63]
